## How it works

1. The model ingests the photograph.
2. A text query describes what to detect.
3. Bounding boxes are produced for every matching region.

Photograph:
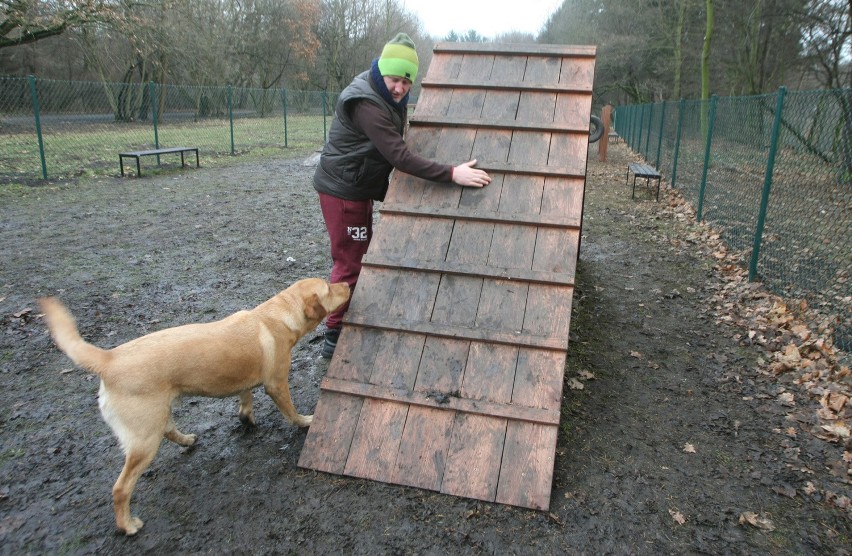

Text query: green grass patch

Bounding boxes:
[1,114,327,183]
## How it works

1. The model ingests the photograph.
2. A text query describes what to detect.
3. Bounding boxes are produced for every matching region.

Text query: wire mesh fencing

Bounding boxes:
[615,88,852,357]
[0,76,338,183]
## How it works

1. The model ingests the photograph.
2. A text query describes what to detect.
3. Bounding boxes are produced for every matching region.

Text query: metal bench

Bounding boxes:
[627,162,662,201]
[119,147,199,177]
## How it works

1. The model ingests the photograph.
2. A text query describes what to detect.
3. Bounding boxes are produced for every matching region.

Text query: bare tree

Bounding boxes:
[315,0,424,91]
[0,0,112,49]
[799,0,852,89]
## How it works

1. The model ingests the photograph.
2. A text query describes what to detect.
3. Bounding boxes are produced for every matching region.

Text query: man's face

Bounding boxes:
[383,75,412,102]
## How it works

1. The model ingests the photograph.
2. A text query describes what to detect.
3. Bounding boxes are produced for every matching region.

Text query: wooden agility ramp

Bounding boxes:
[299,43,596,511]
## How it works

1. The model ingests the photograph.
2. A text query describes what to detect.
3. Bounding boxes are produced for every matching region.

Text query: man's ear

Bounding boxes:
[304,293,327,321]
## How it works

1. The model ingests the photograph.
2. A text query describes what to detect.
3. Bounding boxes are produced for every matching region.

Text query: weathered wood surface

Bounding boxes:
[299,42,596,511]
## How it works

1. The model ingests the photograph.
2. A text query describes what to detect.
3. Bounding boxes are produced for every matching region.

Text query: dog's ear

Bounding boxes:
[303,293,327,321]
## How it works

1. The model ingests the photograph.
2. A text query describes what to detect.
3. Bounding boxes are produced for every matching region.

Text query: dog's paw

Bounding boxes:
[123,516,144,536]
[239,412,257,428]
[295,414,313,427]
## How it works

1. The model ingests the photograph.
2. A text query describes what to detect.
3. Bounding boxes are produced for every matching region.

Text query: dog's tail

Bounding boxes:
[39,297,111,376]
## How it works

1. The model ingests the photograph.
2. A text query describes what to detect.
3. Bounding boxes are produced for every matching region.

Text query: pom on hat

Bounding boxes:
[377,33,419,82]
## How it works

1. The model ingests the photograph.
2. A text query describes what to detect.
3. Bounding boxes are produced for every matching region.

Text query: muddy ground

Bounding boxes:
[0,142,850,554]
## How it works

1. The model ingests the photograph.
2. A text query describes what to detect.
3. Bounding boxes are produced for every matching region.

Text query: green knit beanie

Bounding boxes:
[378,33,419,82]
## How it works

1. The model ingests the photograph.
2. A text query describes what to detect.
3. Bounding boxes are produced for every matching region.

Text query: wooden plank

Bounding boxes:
[431,274,482,327]
[384,270,441,324]
[297,392,363,473]
[559,57,598,91]
[421,79,590,94]
[524,56,562,86]
[476,279,527,332]
[344,313,569,351]
[494,348,566,508]
[461,342,518,403]
[410,115,588,134]
[532,228,579,277]
[361,254,575,286]
[495,421,557,510]
[369,330,426,390]
[513,348,566,411]
[458,52,496,81]
[414,336,469,394]
[488,224,536,271]
[393,406,455,490]
[523,284,573,339]
[465,127,511,168]
[434,43,597,57]
[378,204,582,230]
[441,413,506,501]
[320,377,561,425]
[325,326,381,382]
[343,399,407,481]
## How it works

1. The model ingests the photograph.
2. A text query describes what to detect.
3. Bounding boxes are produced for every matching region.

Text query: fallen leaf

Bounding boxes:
[778,392,796,407]
[739,512,775,531]
[823,392,848,413]
[568,378,584,390]
[772,483,796,498]
[820,423,850,439]
[669,509,686,524]
[12,308,31,318]
[578,370,596,380]
[630,351,643,359]
[683,443,696,453]
[803,482,817,495]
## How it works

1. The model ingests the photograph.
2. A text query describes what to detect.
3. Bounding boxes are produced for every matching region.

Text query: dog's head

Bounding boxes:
[288,278,350,325]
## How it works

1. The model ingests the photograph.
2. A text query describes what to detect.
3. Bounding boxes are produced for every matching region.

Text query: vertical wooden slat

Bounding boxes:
[298,392,363,473]
[441,413,506,501]
[343,399,408,480]
[393,406,455,490]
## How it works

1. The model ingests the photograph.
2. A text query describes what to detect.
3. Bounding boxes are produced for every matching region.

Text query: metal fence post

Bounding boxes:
[643,103,654,160]
[281,88,289,148]
[322,90,329,142]
[28,75,48,179]
[150,81,159,151]
[227,85,235,155]
[671,98,685,188]
[749,86,787,281]
[697,95,718,221]
[629,106,637,148]
[655,100,667,169]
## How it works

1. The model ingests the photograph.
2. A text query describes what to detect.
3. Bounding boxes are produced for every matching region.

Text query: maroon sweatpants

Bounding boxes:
[318,192,373,330]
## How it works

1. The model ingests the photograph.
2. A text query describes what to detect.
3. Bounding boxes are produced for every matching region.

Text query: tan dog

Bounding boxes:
[39,278,350,536]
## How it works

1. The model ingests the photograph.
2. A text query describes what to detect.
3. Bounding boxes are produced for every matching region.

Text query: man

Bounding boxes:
[313,32,491,358]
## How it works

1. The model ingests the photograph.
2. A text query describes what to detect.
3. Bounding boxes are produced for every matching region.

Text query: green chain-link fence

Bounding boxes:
[615,88,852,356]
[0,76,341,183]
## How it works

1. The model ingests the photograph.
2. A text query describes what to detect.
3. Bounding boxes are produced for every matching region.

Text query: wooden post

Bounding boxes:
[599,104,612,161]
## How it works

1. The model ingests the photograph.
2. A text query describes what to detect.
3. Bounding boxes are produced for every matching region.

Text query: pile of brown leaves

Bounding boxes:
[652,186,851,500]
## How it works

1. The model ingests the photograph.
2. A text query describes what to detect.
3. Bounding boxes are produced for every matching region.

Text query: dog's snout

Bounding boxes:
[331,282,350,298]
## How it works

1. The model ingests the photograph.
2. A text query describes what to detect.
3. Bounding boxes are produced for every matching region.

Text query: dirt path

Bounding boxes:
[0,143,849,554]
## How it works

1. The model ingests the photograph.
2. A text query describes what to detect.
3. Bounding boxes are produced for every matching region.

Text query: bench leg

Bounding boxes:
[136,157,141,177]
[180,151,186,168]
[194,150,199,168]
[120,157,125,177]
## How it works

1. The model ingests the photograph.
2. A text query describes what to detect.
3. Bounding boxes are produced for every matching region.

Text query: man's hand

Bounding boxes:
[452,160,492,188]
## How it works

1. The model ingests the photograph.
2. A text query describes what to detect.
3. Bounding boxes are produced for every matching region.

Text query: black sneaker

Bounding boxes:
[321,328,341,359]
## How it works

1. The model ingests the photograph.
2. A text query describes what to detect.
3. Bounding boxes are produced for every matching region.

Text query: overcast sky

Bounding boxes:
[402,0,563,39]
